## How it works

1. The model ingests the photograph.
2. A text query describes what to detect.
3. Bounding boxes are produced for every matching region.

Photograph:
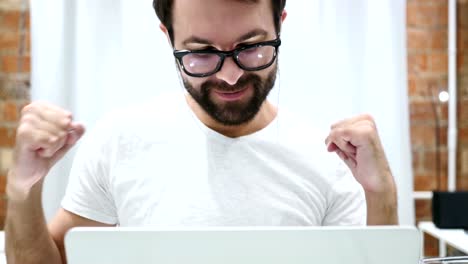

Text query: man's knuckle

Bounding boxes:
[365,120,377,130]
[358,125,376,140]
[21,103,34,115]
[20,114,31,124]
[63,117,72,127]
[49,136,60,143]
[16,124,30,138]
[360,124,372,133]
[329,129,338,138]
[59,116,72,127]
[336,127,347,135]
[361,113,375,122]
[330,123,339,130]
[58,130,67,138]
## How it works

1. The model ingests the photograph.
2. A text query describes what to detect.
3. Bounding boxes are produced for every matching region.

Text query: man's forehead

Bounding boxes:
[173,0,269,21]
[174,0,263,8]
[172,0,274,46]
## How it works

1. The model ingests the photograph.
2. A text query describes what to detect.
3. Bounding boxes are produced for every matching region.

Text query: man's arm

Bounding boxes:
[4,102,110,263]
[325,114,398,225]
[49,209,113,264]
[364,176,398,225]
[6,179,111,264]
[6,178,62,264]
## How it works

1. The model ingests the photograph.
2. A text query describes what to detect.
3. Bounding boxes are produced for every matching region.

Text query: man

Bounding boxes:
[5,0,398,263]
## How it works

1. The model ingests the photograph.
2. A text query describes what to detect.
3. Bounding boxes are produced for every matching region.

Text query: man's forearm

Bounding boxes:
[5,181,63,264]
[365,187,398,225]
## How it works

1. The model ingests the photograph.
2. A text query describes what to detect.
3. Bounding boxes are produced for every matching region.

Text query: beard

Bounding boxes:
[182,66,277,126]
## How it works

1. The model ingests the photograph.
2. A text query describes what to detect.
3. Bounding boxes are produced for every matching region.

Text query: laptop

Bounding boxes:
[65,226,421,264]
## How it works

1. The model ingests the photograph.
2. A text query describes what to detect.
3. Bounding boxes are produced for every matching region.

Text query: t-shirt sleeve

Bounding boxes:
[61,119,118,225]
[322,162,367,226]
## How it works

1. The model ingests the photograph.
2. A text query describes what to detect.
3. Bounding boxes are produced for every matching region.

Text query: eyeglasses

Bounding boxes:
[173,38,281,78]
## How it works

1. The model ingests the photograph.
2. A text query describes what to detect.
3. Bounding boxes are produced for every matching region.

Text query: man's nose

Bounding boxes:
[215,57,244,85]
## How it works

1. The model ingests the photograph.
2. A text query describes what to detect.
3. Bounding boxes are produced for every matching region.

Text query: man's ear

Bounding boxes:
[277,10,287,36]
[281,10,287,23]
[159,23,173,46]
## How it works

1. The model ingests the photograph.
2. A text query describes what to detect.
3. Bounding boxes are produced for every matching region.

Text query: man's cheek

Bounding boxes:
[190,80,207,92]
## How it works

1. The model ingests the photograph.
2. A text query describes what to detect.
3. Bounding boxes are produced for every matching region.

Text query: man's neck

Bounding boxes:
[185,95,277,138]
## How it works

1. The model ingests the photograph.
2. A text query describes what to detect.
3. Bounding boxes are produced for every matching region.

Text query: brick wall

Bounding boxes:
[0,0,30,229]
[408,0,468,256]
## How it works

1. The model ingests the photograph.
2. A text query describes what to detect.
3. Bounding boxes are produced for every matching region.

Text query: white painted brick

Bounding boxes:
[0,149,13,172]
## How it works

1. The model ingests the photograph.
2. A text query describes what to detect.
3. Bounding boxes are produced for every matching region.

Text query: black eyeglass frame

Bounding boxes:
[173,38,281,78]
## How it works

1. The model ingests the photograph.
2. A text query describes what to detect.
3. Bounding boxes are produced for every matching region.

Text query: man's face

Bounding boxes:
[171,0,279,126]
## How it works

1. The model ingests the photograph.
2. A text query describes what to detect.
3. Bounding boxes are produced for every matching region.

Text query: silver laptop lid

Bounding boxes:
[65,226,421,264]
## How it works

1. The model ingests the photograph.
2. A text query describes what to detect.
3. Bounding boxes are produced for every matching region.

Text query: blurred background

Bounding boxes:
[0,0,467,257]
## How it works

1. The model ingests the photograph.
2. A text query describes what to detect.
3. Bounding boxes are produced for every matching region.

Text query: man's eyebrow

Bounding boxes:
[236,29,269,42]
[182,29,269,46]
[182,36,212,46]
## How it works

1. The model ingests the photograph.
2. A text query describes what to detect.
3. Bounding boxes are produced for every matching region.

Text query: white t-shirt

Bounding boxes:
[62,92,366,226]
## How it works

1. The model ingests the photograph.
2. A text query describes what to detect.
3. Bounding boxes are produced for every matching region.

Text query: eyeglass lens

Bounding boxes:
[182,45,276,75]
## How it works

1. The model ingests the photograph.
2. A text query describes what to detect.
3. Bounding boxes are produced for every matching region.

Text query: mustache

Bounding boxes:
[200,74,261,93]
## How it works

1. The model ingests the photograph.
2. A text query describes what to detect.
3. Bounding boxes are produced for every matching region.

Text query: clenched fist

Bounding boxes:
[325,114,394,193]
[325,114,398,224]
[6,102,85,201]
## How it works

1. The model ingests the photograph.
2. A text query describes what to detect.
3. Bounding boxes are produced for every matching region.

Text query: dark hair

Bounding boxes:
[153,0,286,44]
